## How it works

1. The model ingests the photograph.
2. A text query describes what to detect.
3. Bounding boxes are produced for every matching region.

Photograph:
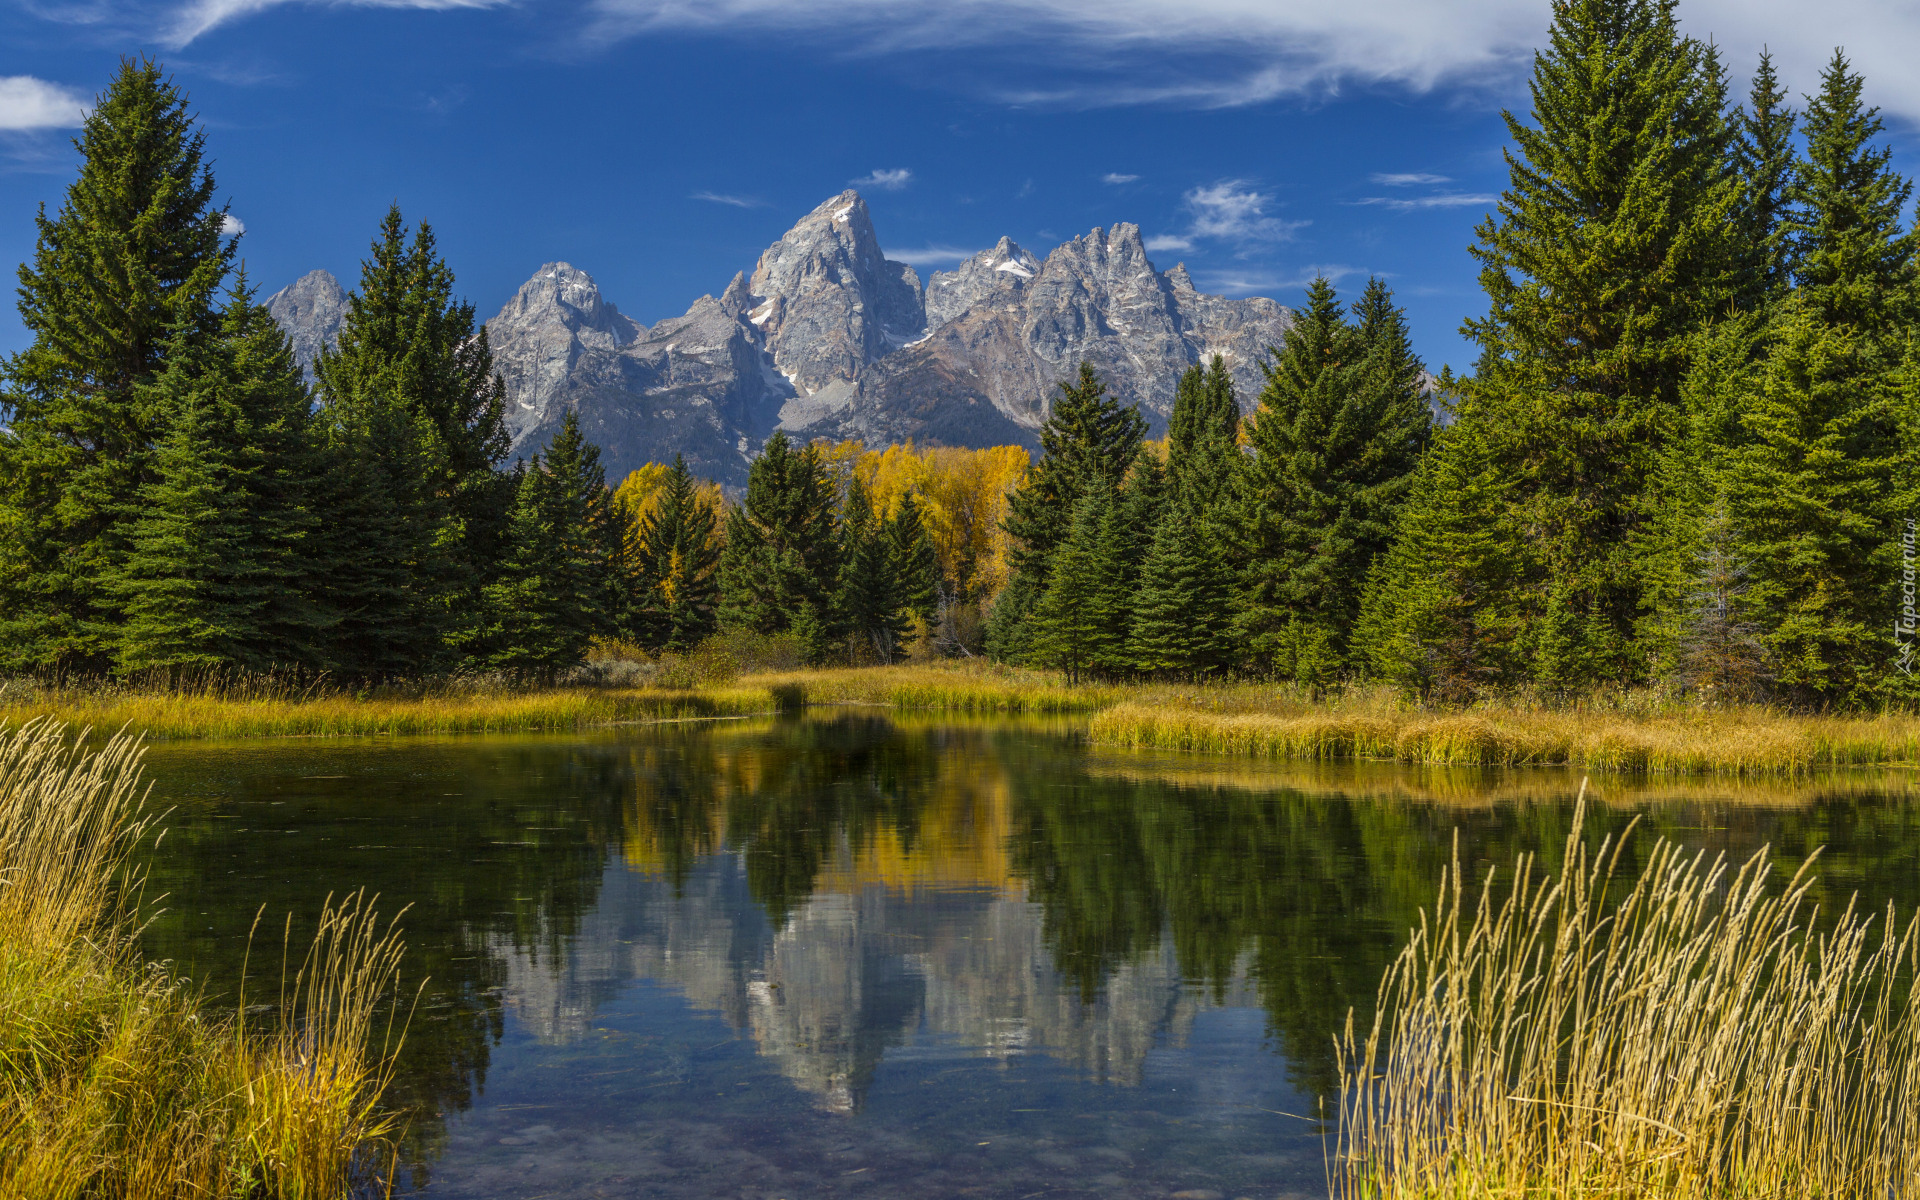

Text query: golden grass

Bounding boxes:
[0,679,786,742]
[1089,700,1920,775]
[1336,785,1920,1199]
[738,662,1121,713]
[0,719,411,1197]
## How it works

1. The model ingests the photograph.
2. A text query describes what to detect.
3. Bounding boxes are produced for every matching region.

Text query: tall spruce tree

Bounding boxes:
[1003,362,1147,583]
[1784,49,1917,336]
[1732,50,1798,309]
[1456,0,1738,688]
[888,493,943,627]
[109,279,327,673]
[838,476,911,663]
[716,432,843,655]
[480,411,619,679]
[1129,505,1234,677]
[1237,278,1428,678]
[0,59,232,671]
[312,208,510,674]
[629,454,721,653]
[1166,355,1239,502]
[1029,488,1126,683]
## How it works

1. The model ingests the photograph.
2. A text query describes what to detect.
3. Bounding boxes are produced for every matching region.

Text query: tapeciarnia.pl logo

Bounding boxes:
[1899,518,1917,676]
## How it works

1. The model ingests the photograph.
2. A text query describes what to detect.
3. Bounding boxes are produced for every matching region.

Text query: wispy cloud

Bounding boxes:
[849,167,912,191]
[161,0,508,48]
[1102,172,1139,185]
[0,77,89,130]
[1353,192,1496,211]
[1144,234,1193,253]
[692,190,764,208]
[1199,264,1368,295]
[883,244,977,266]
[1185,181,1307,244]
[1371,171,1450,186]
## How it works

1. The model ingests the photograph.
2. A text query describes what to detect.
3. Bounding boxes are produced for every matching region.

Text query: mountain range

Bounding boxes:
[267,190,1295,486]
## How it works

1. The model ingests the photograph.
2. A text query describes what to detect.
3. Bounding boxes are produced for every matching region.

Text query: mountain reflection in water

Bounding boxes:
[134,715,1920,1199]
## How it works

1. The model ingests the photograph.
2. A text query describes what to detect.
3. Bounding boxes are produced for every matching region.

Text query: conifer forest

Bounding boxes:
[5,0,1918,711]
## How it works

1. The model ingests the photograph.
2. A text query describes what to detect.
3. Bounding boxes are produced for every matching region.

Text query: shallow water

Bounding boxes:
[134,715,1920,1199]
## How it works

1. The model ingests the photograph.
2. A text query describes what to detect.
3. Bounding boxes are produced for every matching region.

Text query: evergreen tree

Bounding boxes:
[887,493,943,627]
[1670,500,1770,701]
[630,454,721,653]
[1028,488,1126,683]
[0,59,232,671]
[716,432,843,652]
[1129,505,1234,676]
[312,208,510,673]
[1003,362,1147,583]
[1238,278,1428,678]
[1732,50,1798,308]
[838,476,910,663]
[480,412,619,679]
[1717,301,1895,704]
[109,279,327,674]
[1784,49,1918,335]
[1459,0,1738,686]
[1166,355,1239,502]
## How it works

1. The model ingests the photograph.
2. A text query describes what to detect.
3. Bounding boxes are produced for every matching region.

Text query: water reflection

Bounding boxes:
[134,716,1920,1198]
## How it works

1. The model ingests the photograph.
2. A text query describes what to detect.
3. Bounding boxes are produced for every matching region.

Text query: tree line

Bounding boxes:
[984,2,1920,706]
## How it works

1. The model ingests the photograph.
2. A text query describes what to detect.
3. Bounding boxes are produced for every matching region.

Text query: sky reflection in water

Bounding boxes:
[133,716,1920,1199]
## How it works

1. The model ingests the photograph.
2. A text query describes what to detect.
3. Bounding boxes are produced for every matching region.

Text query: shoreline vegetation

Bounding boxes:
[0,720,408,1197]
[8,661,1920,776]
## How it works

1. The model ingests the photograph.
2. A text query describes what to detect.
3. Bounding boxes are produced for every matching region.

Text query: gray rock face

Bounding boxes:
[264,268,347,380]
[269,190,1293,484]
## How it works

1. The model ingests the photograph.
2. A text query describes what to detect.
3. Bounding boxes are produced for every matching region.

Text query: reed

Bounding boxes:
[1089,700,1920,775]
[0,680,783,741]
[0,719,410,1197]
[741,663,1120,714]
[1336,785,1920,1199]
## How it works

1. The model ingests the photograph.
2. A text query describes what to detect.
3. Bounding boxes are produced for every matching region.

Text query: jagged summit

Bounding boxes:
[269,190,1294,485]
[264,268,347,379]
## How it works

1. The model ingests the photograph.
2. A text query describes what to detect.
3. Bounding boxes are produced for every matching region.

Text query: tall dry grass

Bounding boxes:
[1091,700,1920,775]
[0,718,411,1197]
[1336,785,1920,1199]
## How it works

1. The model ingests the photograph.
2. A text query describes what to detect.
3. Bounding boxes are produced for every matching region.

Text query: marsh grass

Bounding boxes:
[1336,785,1920,1199]
[1089,699,1920,775]
[0,719,410,1197]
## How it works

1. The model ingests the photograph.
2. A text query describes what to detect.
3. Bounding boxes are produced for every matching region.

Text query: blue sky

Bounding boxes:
[4,0,1918,377]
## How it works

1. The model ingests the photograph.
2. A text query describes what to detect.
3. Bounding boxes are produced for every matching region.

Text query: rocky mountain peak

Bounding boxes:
[264,268,347,379]
[925,236,1042,329]
[747,189,926,397]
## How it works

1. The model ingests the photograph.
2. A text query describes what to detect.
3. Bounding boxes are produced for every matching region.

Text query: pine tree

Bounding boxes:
[1237,278,1428,678]
[1003,362,1147,583]
[481,411,619,679]
[312,208,510,673]
[887,492,942,627]
[838,476,909,663]
[1718,301,1895,704]
[109,278,327,674]
[1784,49,1918,336]
[0,59,232,671]
[1028,488,1123,683]
[1732,50,1797,308]
[1460,0,1738,686]
[716,431,843,644]
[629,454,721,653]
[1129,505,1234,677]
[1166,355,1239,502]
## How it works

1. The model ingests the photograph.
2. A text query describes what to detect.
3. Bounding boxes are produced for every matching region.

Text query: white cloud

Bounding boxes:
[0,77,89,130]
[1102,172,1140,184]
[163,0,508,47]
[580,0,1920,125]
[1199,264,1368,295]
[692,190,763,207]
[1144,234,1193,252]
[883,244,977,266]
[1372,172,1450,186]
[1353,192,1497,210]
[1185,180,1307,243]
[220,213,245,235]
[849,167,912,191]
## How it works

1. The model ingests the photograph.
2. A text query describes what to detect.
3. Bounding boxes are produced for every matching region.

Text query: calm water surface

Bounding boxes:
[133,716,1920,1200]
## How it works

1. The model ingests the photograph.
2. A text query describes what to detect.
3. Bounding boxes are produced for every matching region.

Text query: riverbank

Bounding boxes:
[5,663,1919,774]
[0,720,407,1197]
